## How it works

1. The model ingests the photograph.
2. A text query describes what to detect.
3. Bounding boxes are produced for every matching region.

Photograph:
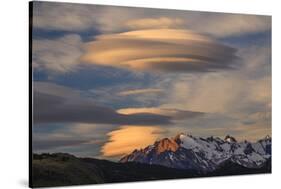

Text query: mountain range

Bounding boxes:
[120,133,271,173]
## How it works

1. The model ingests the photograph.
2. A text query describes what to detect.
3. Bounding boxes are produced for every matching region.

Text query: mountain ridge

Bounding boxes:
[120,133,271,173]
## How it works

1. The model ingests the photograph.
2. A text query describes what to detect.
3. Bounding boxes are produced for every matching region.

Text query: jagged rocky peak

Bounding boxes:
[174,132,193,139]
[224,135,237,143]
[243,143,255,154]
[154,137,179,154]
[257,135,271,143]
[174,133,185,140]
[174,133,185,142]
[264,135,271,140]
[174,132,196,143]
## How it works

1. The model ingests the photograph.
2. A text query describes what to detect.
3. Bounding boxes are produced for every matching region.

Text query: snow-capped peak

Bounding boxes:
[224,135,237,143]
[179,134,201,150]
[265,135,271,140]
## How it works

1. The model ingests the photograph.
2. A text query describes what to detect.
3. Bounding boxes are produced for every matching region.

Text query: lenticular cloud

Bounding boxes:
[82,29,238,73]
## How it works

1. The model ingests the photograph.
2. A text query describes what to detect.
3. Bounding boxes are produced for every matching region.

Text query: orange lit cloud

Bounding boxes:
[101,126,163,157]
[81,29,238,73]
[117,107,204,120]
[117,88,163,96]
[117,107,172,115]
[125,17,184,29]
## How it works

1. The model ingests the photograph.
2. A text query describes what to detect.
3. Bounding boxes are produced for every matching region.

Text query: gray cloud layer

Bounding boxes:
[33,138,88,151]
[33,82,205,125]
[33,90,169,125]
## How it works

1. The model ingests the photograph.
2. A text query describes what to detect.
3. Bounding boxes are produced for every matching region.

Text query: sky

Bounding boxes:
[32,1,271,160]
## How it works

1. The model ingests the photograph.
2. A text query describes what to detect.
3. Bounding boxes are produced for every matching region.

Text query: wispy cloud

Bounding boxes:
[188,14,271,38]
[33,34,83,73]
[33,2,271,38]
